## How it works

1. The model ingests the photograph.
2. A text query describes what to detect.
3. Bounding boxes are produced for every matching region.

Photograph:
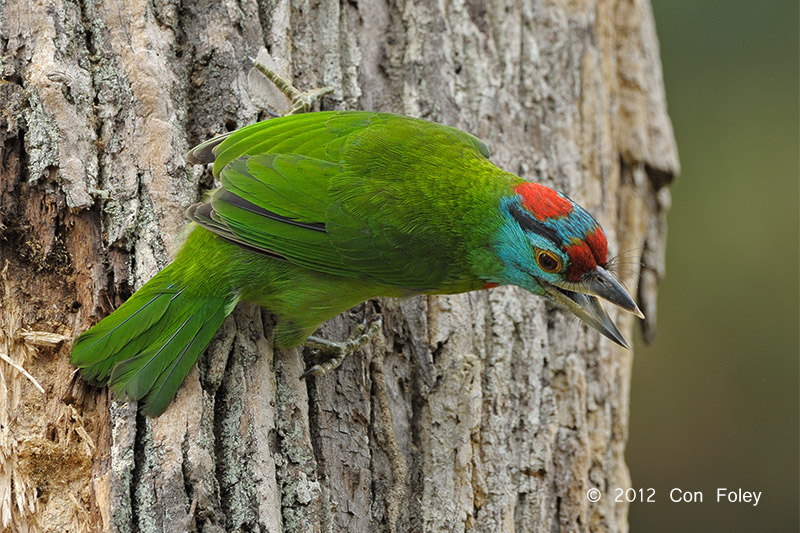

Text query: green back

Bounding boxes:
[192,111,515,291]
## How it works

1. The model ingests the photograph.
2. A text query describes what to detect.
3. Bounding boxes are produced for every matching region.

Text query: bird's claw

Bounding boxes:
[289,86,334,114]
[301,318,382,379]
[252,60,333,116]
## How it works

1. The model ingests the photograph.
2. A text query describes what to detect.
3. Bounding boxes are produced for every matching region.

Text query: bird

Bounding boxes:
[71,110,643,416]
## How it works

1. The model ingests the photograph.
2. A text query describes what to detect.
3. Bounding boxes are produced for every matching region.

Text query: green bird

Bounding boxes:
[71,110,643,416]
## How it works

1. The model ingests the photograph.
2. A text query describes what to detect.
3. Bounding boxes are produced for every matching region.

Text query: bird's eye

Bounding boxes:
[535,249,562,273]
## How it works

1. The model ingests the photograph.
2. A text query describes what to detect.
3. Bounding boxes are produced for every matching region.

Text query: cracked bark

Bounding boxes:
[0,0,677,531]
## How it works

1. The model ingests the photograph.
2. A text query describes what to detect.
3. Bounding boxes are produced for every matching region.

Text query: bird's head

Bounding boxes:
[492,182,643,348]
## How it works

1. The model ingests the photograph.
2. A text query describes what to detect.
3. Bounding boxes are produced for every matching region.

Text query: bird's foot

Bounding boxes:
[301,318,382,379]
[252,59,333,115]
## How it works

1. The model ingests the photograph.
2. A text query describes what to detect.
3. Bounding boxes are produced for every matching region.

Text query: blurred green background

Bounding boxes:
[627,1,799,531]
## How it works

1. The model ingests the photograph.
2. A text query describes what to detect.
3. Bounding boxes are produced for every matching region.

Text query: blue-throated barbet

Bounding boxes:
[71,111,643,416]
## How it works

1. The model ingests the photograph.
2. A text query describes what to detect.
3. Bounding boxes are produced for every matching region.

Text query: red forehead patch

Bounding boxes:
[565,227,608,281]
[565,241,596,281]
[514,183,573,221]
[585,226,608,265]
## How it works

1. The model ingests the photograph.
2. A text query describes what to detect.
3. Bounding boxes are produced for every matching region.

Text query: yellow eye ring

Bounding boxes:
[535,249,563,273]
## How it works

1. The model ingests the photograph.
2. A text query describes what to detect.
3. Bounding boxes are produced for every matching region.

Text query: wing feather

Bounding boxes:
[187,111,497,289]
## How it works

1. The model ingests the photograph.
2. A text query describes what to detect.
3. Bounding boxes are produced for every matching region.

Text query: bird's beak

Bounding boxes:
[539,267,644,349]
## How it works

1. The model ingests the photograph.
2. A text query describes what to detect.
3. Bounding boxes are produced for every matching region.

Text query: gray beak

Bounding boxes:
[540,267,644,349]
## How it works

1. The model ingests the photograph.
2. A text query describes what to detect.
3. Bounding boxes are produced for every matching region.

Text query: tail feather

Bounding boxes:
[109,298,231,415]
[71,273,179,383]
[139,305,229,416]
[71,264,236,416]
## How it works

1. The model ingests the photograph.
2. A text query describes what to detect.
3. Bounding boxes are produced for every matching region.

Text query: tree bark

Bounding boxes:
[0,0,677,531]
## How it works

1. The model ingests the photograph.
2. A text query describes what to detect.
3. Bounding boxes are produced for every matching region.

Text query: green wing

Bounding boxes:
[187,111,496,290]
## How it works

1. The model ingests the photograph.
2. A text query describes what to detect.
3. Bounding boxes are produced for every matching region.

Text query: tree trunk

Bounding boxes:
[0,0,677,531]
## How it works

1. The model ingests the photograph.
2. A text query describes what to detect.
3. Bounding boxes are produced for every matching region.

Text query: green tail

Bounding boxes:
[71,263,237,416]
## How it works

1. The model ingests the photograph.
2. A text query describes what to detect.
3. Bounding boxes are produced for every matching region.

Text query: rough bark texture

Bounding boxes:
[0,0,677,531]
